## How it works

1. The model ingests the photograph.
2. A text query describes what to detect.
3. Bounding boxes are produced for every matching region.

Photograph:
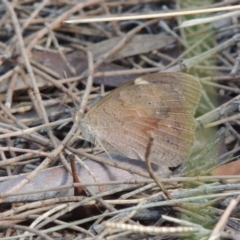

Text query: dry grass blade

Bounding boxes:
[65,5,240,23]
[178,10,240,29]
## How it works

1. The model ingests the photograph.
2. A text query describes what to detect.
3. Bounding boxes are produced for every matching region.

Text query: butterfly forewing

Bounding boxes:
[80,72,201,176]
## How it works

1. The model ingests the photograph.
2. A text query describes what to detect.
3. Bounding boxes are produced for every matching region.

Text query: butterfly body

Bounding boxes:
[79,72,201,176]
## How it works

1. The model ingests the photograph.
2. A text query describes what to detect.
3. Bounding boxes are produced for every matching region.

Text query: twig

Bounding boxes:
[145,136,173,200]
[208,195,240,240]
[230,50,240,76]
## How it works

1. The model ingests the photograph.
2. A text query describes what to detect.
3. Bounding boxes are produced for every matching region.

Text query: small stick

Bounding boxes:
[69,155,86,196]
[208,194,240,240]
[45,23,76,76]
[230,50,240,76]
[80,50,94,112]
[145,136,173,200]
[4,67,19,108]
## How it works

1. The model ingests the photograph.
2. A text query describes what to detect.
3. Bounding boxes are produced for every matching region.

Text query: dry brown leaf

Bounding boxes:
[87,33,176,62]
[33,51,140,87]
[0,153,150,203]
[211,160,240,175]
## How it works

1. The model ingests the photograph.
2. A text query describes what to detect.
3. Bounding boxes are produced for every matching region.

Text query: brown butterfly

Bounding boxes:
[79,72,201,176]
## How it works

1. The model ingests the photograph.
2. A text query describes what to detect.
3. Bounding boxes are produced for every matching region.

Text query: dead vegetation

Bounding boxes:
[1,0,240,239]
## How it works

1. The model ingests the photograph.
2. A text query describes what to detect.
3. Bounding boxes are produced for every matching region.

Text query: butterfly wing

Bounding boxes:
[81,73,201,176]
[138,72,201,111]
